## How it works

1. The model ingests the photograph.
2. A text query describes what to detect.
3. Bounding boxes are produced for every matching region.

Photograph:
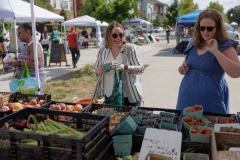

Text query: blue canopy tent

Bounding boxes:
[122,18,152,26]
[176,9,203,27]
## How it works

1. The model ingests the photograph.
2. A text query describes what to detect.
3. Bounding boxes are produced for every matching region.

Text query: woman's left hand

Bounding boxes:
[205,39,218,54]
[117,64,125,71]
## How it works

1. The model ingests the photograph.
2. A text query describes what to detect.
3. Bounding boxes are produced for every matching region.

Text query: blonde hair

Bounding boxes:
[104,22,126,48]
[194,9,230,49]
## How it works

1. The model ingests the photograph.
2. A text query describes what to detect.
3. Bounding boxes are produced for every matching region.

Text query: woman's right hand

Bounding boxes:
[95,64,105,76]
[178,59,189,75]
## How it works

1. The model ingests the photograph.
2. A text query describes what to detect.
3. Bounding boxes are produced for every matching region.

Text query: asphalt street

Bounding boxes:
[0,32,240,114]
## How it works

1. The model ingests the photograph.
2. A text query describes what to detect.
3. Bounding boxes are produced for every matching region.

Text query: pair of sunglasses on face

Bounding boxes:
[112,33,125,38]
[199,26,216,32]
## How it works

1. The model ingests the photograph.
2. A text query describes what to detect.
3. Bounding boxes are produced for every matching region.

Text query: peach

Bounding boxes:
[18,100,23,104]
[0,106,9,111]
[49,104,55,110]
[8,103,13,110]
[74,104,83,111]
[38,100,45,105]
[54,105,61,110]
[29,99,37,105]
[59,103,66,110]
[66,105,74,112]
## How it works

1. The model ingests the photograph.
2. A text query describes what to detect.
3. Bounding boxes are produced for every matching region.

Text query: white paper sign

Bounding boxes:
[214,123,240,132]
[143,34,151,44]
[3,54,15,63]
[139,128,182,160]
[150,35,156,43]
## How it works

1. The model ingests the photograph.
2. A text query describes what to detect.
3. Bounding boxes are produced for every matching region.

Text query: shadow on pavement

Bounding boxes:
[154,48,185,57]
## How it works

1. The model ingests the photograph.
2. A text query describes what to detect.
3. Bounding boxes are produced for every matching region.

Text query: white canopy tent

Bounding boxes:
[61,15,108,27]
[0,0,64,94]
[61,15,109,49]
[1,0,64,22]
[230,22,238,26]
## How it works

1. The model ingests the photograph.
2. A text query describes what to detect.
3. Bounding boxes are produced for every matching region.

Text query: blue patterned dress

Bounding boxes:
[176,40,239,113]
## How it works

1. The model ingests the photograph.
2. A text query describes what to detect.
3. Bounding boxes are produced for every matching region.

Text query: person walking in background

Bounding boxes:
[165,25,171,44]
[175,23,184,46]
[68,26,80,68]
[176,9,240,113]
[92,22,144,106]
[50,26,61,43]
[40,26,48,41]
[7,23,46,83]
[124,26,131,43]
[81,29,89,48]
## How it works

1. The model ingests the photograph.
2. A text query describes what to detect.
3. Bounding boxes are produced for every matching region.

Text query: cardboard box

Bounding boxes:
[211,131,240,160]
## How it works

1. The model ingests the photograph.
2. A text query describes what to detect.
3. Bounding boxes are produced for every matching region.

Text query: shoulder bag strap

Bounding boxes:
[21,62,30,78]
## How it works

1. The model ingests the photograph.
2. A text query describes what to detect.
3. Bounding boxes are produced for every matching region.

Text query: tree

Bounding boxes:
[227,5,240,25]
[60,9,68,21]
[142,11,148,21]
[153,14,162,27]
[79,0,138,24]
[23,0,54,11]
[165,0,178,27]
[178,0,198,16]
[207,2,227,22]
[207,1,224,14]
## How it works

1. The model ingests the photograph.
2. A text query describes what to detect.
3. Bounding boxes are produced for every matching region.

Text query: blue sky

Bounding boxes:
[161,0,240,13]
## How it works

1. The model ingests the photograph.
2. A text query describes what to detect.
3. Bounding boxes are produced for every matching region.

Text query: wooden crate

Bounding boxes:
[0,92,10,106]
[212,131,240,160]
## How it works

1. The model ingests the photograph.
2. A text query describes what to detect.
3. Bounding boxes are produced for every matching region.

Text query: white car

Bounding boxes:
[225,24,239,39]
[154,27,164,33]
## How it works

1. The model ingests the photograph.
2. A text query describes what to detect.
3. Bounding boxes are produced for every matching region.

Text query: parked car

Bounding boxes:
[225,23,239,39]
[154,27,164,33]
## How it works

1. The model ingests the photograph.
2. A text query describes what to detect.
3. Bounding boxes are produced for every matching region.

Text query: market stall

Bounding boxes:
[0,91,240,160]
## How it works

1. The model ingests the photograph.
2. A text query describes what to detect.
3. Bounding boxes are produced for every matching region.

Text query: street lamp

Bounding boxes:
[230,13,233,17]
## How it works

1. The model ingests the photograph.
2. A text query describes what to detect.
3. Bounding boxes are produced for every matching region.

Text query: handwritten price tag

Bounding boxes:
[139,128,182,160]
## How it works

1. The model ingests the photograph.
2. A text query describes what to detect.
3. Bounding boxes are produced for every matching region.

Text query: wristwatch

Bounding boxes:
[18,61,21,67]
[124,64,128,70]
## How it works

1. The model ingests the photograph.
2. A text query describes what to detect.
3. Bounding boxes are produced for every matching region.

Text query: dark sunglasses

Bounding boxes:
[112,33,124,38]
[199,26,216,32]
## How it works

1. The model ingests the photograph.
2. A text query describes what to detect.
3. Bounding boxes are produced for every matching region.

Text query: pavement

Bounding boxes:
[0,33,240,114]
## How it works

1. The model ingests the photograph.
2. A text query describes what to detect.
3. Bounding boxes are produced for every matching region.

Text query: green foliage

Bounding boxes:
[153,14,162,27]
[165,0,178,27]
[3,23,13,30]
[178,0,198,16]
[142,10,148,21]
[226,5,240,24]
[207,1,224,14]
[60,9,68,21]
[23,0,54,11]
[79,0,138,23]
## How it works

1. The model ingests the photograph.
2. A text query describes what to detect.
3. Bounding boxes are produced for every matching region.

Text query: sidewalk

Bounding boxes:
[0,38,239,114]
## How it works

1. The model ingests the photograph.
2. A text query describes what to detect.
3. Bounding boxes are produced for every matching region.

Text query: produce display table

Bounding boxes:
[0,94,240,160]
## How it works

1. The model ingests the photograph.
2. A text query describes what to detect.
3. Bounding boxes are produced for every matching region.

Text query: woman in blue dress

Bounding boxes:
[176,9,240,113]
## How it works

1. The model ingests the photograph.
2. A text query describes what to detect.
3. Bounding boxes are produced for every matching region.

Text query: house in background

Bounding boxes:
[49,0,167,22]
[135,0,167,22]
[50,0,80,19]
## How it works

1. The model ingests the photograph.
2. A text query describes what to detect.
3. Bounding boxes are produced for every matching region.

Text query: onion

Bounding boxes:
[15,119,28,131]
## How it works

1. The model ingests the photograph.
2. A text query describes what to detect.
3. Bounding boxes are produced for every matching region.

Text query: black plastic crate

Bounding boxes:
[181,141,212,160]
[0,110,13,120]
[9,92,51,104]
[82,104,135,113]
[0,108,109,160]
[41,101,90,113]
[95,141,115,160]
[82,104,136,134]
[0,136,11,160]
[130,107,182,152]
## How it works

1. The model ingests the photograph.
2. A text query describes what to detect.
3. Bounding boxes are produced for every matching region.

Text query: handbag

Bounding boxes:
[9,62,42,94]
